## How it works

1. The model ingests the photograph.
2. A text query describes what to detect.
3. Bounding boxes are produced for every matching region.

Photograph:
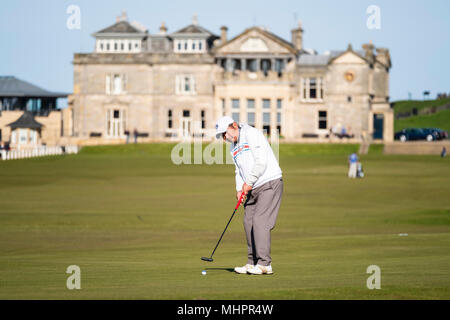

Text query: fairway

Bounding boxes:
[0,143,449,299]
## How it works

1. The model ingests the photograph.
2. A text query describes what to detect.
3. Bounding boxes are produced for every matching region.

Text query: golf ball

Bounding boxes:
[202,270,206,275]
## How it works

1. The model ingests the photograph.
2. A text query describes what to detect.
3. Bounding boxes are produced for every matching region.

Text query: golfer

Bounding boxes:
[348,152,358,178]
[215,116,283,275]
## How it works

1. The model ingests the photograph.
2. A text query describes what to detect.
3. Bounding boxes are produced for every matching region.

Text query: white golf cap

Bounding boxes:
[215,116,235,139]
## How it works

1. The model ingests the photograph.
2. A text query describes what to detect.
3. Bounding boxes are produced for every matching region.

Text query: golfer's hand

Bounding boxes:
[242,183,252,196]
[236,191,246,206]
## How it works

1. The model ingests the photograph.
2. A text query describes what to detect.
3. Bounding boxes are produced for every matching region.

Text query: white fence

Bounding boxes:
[1,145,79,161]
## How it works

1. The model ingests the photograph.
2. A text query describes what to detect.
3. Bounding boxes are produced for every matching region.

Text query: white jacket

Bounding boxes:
[231,124,282,191]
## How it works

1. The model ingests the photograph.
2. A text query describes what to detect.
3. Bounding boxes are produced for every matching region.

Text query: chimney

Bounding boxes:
[291,20,303,51]
[375,48,391,68]
[221,26,228,44]
[159,22,167,35]
[362,41,375,63]
[116,10,127,22]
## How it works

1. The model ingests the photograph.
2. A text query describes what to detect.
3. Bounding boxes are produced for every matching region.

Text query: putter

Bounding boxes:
[201,192,246,262]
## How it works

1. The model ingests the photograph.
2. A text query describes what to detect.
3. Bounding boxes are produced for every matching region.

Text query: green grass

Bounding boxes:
[0,143,449,299]
[392,98,450,116]
[394,108,450,132]
[392,98,450,132]
[367,144,384,155]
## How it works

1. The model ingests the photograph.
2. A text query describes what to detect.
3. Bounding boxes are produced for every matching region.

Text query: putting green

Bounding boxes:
[0,143,449,299]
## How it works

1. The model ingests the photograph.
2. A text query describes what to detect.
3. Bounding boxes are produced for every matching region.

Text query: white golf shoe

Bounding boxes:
[234,264,255,274]
[247,264,273,275]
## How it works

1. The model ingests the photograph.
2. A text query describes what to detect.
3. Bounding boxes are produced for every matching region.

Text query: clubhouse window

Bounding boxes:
[247,112,255,127]
[318,110,327,129]
[277,112,281,134]
[302,77,324,101]
[275,59,284,73]
[174,39,206,53]
[277,99,282,109]
[201,110,206,129]
[246,59,257,72]
[176,75,196,95]
[310,78,317,99]
[263,112,271,135]
[106,73,127,95]
[168,110,173,128]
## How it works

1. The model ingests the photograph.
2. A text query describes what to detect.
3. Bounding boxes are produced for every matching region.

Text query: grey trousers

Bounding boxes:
[243,178,283,266]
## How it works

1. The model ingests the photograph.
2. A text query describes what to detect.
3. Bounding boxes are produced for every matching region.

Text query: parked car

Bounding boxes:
[394,128,436,142]
[423,128,448,140]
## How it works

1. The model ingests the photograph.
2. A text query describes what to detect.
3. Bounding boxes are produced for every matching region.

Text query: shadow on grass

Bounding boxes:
[204,268,235,272]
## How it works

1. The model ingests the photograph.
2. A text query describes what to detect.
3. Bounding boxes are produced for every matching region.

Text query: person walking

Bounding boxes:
[133,128,138,144]
[215,116,283,275]
[348,152,358,178]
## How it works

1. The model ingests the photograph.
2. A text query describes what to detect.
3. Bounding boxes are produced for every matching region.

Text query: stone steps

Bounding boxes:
[358,142,370,155]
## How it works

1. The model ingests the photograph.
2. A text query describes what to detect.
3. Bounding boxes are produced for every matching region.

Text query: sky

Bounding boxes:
[0,0,449,105]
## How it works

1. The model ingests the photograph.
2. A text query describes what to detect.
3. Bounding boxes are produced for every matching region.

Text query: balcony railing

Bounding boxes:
[218,70,293,82]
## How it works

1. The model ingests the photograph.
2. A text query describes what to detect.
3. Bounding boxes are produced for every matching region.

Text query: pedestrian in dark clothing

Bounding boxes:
[133,129,138,144]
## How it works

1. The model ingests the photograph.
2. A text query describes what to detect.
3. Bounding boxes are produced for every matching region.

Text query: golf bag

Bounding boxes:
[356,162,364,178]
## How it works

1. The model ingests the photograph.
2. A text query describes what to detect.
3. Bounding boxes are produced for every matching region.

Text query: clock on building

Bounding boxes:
[345,71,355,82]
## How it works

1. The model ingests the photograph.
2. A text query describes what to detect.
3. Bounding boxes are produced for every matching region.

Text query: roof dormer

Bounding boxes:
[92,12,148,53]
[170,16,218,54]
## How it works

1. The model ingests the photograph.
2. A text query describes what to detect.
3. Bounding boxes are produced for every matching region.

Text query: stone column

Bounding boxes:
[271,98,277,136]
[255,97,262,129]
[255,58,260,72]
[225,58,231,72]
[368,111,374,139]
[317,78,321,100]
[384,110,394,142]
[240,98,245,125]
[241,58,246,71]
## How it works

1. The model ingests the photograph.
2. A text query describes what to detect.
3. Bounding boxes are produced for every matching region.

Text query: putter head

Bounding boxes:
[201,257,213,262]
